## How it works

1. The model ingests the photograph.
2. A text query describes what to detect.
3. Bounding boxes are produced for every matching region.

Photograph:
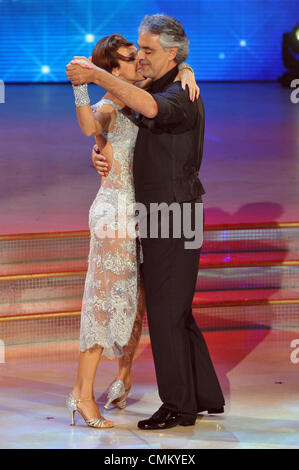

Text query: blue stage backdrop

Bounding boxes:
[0,0,297,82]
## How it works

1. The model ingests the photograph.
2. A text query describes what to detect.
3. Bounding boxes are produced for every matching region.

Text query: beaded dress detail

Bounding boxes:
[79,98,143,359]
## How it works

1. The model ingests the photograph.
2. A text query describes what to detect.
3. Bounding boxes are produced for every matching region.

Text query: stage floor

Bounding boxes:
[0,82,298,235]
[0,328,298,449]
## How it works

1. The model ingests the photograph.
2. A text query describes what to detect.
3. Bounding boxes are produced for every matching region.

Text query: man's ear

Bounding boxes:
[111,67,120,77]
[168,47,178,62]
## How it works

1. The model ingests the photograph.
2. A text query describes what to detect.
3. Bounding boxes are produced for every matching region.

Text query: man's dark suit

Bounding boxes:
[133,65,225,417]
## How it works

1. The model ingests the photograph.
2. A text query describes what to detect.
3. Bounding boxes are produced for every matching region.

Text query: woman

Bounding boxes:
[66,34,199,429]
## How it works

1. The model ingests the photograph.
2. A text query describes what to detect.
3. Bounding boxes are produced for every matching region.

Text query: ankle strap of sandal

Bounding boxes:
[75,397,93,403]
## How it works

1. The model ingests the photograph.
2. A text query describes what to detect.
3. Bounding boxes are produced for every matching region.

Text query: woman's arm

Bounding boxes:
[75,104,104,137]
[134,68,200,101]
[72,83,109,137]
[174,63,200,102]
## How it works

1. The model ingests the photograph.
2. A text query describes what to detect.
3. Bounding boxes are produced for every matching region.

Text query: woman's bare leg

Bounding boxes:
[72,345,113,425]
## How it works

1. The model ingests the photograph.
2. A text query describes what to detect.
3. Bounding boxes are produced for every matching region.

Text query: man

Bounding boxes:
[66,14,225,430]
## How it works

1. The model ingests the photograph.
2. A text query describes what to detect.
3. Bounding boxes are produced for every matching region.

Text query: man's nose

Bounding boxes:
[137,49,145,60]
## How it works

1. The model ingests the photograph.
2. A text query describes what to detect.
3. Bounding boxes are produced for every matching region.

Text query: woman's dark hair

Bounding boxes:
[92,34,134,72]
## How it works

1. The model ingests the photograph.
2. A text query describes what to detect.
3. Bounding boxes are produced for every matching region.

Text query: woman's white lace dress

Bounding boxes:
[79,99,143,359]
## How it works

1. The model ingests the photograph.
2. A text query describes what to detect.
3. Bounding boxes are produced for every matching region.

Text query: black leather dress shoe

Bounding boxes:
[197,406,224,414]
[137,407,196,430]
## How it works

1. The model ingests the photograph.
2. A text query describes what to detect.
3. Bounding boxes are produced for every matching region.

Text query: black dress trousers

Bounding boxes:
[140,200,225,417]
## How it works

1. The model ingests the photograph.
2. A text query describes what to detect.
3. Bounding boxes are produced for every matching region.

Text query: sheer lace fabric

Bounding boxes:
[79,99,143,359]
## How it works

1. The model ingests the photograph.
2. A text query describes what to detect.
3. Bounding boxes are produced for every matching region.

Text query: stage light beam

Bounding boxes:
[41,65,50,74]
[85,34,95,43]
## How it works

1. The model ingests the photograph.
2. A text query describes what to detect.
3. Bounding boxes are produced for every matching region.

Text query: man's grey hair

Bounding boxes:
[138,14,189,64]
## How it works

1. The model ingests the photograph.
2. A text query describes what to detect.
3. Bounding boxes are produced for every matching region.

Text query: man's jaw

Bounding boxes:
[140,64,154,79]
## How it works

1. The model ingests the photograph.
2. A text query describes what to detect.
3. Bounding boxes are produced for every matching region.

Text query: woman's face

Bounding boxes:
[113,45,144,82]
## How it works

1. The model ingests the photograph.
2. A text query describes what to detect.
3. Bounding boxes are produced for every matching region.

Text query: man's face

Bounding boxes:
[137,31,176,80]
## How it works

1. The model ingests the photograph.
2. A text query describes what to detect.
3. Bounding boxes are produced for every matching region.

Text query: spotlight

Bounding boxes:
[41,65,50,74]
[85,34,95,43]
[278,23,299,87]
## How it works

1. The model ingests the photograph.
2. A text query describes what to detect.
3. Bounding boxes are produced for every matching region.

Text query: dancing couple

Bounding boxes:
[65,13,225,430]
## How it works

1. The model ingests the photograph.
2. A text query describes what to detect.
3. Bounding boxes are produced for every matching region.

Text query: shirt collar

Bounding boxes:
[149,65,179,93]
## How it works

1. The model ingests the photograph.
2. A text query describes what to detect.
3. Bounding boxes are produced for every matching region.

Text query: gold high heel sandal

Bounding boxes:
[104,380,131,410]
[66,393,114,428]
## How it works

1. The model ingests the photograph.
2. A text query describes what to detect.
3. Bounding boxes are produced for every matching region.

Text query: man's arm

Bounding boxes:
[134,78,153,90]
[65,60,158,118]
[92,69,197,130]
[66,58,199,120]
[140,82,198,131]
[92,68,158,118]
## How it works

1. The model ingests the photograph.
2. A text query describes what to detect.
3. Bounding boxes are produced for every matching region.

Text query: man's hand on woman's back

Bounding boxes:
[91,144,109,177]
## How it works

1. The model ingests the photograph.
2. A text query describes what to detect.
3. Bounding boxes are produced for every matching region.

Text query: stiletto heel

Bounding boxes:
[66,393,114,428]
[104,380,131,410]
[71,409,76,426]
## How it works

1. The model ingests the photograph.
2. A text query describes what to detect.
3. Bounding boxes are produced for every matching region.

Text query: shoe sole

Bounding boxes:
[138,419,196,431]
